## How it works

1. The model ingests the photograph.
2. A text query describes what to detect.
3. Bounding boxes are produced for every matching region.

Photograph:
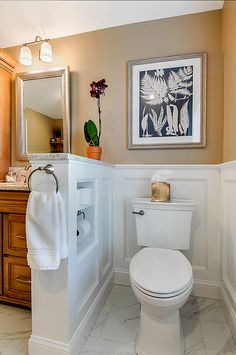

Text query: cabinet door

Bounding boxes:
[0,67,11,181]
[0,214,2,295]
[4,256,31,302]
[3,214,27,257]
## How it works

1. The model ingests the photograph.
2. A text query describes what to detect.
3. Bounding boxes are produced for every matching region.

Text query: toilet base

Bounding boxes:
[136,307,184,355]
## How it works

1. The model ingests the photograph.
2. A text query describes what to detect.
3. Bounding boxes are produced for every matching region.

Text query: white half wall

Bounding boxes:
[113,165,221,299]
[28,154,114,355]
[220,161,236,341]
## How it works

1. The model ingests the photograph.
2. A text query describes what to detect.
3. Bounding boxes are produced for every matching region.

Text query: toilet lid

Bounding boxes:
[130,248,193,296]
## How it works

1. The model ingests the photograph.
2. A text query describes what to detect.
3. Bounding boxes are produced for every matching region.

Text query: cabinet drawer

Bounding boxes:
[3,214,27,257]
[4,256,31,302]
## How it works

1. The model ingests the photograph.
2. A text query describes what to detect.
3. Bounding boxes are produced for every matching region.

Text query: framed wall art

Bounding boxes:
[128,52,206,149]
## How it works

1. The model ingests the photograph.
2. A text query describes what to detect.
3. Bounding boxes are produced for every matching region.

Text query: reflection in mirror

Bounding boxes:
[16,67,70,160]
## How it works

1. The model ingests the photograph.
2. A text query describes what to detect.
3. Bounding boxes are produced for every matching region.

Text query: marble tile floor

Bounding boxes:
[80,285,236,355]
[0,303,31,355]
[0,285,235,355]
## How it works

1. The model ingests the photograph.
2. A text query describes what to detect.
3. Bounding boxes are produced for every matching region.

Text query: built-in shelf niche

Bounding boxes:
[76,180,96,256]
[77,181,94,210]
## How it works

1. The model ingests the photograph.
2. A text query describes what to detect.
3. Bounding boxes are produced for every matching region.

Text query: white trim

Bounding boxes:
[192,279,219,299]
[29,271,114,355]
[220,284,236,342]
[114,269,219,299]
[29,336,69,355]
[218,160,236,170]
[114,269,131,286]
[115,164,218,170]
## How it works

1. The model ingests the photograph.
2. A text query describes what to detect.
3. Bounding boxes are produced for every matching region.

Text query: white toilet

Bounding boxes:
[130,198,195,355]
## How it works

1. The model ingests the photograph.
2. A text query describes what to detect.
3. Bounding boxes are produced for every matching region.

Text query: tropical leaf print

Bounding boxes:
[167,67,193,98]
[180,100,190,135]
[177,66,193,81]
[141,107,149,137]
[166,104,178,135]
[174,87,192,96]
[141,72,168,105]
[149,106,167,136]
[171,105,178,134]
[166,105,173,134]
[139,65,193,138]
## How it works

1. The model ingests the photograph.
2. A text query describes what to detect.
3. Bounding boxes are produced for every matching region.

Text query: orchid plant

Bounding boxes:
[84,79,108,146]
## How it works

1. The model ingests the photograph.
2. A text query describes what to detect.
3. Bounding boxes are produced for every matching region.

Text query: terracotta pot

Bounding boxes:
[86,146,102,160]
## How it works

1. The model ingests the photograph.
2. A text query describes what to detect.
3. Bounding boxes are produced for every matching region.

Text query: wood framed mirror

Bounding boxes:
[16,67,70,160]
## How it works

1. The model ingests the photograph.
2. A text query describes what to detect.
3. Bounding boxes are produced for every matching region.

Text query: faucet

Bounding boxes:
[16,163,32,184]
[24,164,31,171]
[20,175,27,183]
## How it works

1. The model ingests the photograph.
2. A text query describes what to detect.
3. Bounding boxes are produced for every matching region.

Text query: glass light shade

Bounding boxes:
[40,41,52,63]
[19,46,32,66]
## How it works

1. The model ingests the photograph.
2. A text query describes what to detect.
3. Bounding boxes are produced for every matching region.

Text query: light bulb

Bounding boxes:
[40,41,52,63]
[19,46,32,66]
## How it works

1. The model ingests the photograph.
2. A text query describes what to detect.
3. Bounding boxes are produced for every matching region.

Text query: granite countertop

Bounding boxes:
[0,182,29,191]
[28,153,113,167]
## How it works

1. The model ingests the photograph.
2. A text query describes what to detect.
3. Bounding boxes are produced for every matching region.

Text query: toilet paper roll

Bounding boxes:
[77,219,91,242]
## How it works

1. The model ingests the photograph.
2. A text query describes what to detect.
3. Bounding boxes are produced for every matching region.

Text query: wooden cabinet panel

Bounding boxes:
[0,68,11,180]
[4,256,31,303]
[3,214,27,257]
[0,191,29,214]
[0,214,2,296]
[0,49,17,181]
[0,191,31,307]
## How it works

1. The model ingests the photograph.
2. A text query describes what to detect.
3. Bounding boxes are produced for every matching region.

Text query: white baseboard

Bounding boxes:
[114,269,130,286]
[192,279,219,299]
[29,271,114,355]
[219,283,236,342]
[29,336,69,355]
[114,269,219,299]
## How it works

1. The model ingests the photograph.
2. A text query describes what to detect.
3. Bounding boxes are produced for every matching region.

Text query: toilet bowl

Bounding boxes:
[130,198,195,355]
[130,247,193,355]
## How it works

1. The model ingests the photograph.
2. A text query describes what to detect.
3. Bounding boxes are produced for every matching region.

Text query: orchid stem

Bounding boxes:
[98,96,101,146]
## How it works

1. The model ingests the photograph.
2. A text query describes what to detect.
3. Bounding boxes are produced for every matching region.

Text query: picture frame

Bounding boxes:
[128,52,206,149]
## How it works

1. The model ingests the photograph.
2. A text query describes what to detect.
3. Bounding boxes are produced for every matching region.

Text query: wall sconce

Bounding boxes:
[19,36,52,66]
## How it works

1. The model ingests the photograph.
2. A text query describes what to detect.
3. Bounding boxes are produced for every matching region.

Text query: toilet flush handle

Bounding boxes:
[132,210,145,216]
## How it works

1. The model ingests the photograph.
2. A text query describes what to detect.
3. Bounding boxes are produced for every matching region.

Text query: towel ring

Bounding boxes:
[28,164,59,193]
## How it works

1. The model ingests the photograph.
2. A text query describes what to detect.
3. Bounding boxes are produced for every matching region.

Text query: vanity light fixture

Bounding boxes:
[19,36,52,66]
[19,46,32,66]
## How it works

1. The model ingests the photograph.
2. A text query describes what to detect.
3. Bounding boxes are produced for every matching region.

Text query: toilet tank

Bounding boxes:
[131,198,196,250]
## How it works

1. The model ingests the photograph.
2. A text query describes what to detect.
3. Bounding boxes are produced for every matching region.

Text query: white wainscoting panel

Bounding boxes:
[220,162,236,341]
[113,165,220,299]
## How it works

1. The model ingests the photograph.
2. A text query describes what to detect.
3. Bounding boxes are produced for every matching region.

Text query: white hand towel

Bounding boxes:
[26,191,68,270]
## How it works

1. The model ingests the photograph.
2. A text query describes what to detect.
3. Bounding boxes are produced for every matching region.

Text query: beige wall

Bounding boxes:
[222,1,236,162]
[7,10,223,165]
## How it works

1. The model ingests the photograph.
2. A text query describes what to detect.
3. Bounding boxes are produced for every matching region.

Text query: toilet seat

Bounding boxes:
[130,247,193,299]
[131,277,193,299]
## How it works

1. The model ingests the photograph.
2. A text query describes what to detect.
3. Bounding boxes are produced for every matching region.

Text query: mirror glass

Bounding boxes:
[16,67,70,160]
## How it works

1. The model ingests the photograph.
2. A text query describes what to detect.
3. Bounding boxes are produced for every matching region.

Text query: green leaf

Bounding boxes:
[84,120,99,146]
[84,122,91,143]
[87,120,98,139]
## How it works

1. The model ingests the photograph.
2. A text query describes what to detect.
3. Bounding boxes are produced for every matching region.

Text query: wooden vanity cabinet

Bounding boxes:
[0,191,30,307]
